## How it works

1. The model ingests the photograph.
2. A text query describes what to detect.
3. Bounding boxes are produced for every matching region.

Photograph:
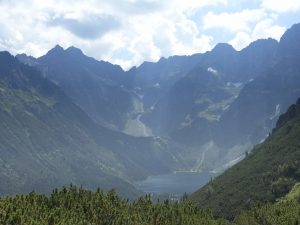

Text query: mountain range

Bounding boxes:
[0,22,299,197]
[0,52,185,197]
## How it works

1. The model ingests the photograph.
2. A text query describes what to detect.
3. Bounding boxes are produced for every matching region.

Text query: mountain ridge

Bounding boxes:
[12,22,300,197]
[0,51,187,198]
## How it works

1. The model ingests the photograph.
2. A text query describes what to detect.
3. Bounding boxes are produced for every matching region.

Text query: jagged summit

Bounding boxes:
[0,51,17,71]
[65,46,84,57]
[211,43,236,53]
[45,45,85,57]
[0,50,13,58]
[45,44,64,56]
[53,44,64,50]
[278,23,300,57]
[242,38,278,50]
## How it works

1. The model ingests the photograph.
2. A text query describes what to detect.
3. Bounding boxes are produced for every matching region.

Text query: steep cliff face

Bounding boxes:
[215,24,300,148]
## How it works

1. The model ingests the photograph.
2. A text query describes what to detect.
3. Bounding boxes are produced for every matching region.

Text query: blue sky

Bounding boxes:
[0,0,300,70]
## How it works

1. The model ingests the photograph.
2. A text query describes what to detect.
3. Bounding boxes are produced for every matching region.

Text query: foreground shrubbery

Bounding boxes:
[235,200,300,225]
[0,186,228,225]
[0,185,298,225]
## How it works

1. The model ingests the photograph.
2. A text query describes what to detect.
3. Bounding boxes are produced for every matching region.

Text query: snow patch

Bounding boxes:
[210,155,244,174]
[181,114,192,127]
[270,104,281,120]
[153,83,160,88]
[207,67,218,75]
[227,82,243,88]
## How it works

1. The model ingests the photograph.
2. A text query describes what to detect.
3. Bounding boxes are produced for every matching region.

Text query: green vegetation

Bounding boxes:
[0,186,229,225]
[279,182,300,202]
[0,185,298,225]
[234,200,300,225]
[234,182,300,225]
[191,99,300,219]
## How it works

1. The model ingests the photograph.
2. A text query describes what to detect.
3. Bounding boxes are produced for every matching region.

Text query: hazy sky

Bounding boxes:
[0,0,300,70]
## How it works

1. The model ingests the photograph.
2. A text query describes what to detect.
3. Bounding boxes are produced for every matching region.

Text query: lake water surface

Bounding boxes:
[135,171,214,195]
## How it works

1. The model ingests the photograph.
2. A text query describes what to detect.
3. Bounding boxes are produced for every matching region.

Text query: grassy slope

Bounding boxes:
[190,99,300,219]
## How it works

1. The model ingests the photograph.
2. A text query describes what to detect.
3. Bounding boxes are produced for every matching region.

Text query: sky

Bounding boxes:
[0,0,300,70]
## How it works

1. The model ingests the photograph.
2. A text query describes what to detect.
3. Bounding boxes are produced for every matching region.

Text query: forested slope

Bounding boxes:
[191,98,300,219]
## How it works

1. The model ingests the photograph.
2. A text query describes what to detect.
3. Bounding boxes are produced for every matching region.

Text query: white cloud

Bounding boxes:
[261,0,300,13]
[203,9,266,33]
[170,0,227,13]
[252,19,286,40]
[229,19,286,50]
[229,32,252,50]
[0,0,222,69]
[96,12,214,69]
[0,0,296,70]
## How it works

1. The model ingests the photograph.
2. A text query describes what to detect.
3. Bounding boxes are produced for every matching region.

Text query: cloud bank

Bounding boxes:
[0,0,299,69]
